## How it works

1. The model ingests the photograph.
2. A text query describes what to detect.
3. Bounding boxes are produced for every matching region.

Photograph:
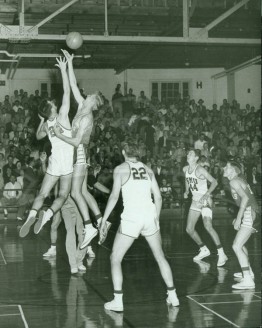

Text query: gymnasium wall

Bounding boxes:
[3,65,261,109]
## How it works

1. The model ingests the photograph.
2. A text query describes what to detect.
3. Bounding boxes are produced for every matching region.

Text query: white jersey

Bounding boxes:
[121,161,156,219]
[46,117,74,176]
[185,164,208,201]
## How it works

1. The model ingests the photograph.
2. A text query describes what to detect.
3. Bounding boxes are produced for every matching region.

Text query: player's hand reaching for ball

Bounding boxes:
[61,49,74,62]
[55,56,67,71]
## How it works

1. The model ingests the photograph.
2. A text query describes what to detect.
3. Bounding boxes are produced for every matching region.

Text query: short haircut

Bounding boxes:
[189,148,201,159]
[228,160,242,174]
[38,99,56,119]
[123,142,140,158]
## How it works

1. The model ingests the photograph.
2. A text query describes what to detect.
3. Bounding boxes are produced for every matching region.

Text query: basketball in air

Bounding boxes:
[66,32,83,50]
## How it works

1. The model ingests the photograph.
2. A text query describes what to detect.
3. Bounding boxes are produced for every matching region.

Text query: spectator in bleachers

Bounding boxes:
[3,155,15,183]
[112,87,123,117]
[247,165,261,197]
[1,174,22,219]
[194,133,206,150]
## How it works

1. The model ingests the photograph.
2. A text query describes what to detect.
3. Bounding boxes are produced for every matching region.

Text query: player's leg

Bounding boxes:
[19,174,59,237]
[202,216,228,267]
[104,232,135,311]
[186,208,210,261]
[232,226,254,289]
[34,173,72,234]
[43,212,61,257]
[145,231,179,307]
[234,246,254,278]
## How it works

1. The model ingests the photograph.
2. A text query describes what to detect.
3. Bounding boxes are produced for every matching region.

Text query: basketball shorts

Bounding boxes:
[241,206,259,233]
[46,148,73,176]
[74,144,87,166]
[190,197,213,219]
[120,208,159,238]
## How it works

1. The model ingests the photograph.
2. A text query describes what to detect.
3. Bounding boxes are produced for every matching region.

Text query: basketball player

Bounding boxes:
[100,142,179,312]
[19,57,74,237]
[52,49,111,249]
[223,160,259,289]
[183,149,228,266]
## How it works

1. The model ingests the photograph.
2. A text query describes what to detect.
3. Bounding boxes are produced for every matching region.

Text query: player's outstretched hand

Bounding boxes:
[61,49,74,62]
[55,56,67,71]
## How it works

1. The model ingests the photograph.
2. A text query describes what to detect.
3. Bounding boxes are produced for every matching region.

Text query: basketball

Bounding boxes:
[66,32,83,50]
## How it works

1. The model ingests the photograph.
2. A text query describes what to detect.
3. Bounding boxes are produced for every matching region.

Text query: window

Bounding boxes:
[151,81,190,103]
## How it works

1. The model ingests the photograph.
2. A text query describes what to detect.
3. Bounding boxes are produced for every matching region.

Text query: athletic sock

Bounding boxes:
[93,214,102,228]
[217,246,224,255]
[242,267,251,278]
[28,209,37,218]
[113,290,123,302]
[45,208,54,221]
[50,244,56,249]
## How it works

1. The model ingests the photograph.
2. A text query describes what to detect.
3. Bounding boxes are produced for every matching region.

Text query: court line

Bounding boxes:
[0,247,7,265]
[0,314,20,316]
[18,305,29,328]
[187,295,240,328]
[253,294,261,299]
[202,300,260,305]
[188,292,255,297]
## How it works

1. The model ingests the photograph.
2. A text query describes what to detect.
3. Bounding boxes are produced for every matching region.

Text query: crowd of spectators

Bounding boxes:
[0,84,261,217]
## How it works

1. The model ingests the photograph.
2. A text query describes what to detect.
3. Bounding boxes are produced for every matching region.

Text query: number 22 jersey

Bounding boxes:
[121,161,156,220]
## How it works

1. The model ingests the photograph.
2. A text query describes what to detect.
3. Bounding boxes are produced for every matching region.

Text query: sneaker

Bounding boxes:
[86,258,95,267]
[78,264,86,272]
[19,216,37,238]
[104,299,124,312]
[166,289,179,307]
[193,247,210,261]
[80,225,98,250]
[232,276,255,290]
[34,210,50,234]
[194,260,210,274]
[71,267,78,274]
[43,247,56,257]
[234,271,254,279]
[98,222,112,245]
[217,253,228,267]
[86,246,96,258]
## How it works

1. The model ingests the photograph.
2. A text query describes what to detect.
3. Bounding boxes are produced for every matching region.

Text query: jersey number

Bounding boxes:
[132,167,147,180]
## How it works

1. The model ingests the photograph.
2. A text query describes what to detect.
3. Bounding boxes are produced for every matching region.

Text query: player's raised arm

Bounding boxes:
[36,115,47,140]
[55,56,70,121]
[61,49,84,105]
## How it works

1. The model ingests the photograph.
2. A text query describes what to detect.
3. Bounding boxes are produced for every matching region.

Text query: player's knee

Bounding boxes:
[70,189,81,200]
[232,242,240,253]
[110,252,121,264]
[186,226,194,235]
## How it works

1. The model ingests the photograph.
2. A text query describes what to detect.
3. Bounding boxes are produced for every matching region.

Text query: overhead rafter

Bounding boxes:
[196,0,251,37]
[211,55,261,79]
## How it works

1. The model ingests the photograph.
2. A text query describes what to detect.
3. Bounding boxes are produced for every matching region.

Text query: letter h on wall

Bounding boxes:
[196,81,202,89]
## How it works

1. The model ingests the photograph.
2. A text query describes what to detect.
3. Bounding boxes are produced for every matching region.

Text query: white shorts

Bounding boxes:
[120,209,159,238]
[46,149,73,176]
[74,144,87,166]
[241,206,257,232]
[190,198,213,219]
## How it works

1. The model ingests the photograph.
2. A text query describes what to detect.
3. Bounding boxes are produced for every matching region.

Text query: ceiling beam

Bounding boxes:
[196,0,251,37]
[0,32,259,45]
[28,0,80,33]
[183,0,189,38]
[211,55,261,79]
